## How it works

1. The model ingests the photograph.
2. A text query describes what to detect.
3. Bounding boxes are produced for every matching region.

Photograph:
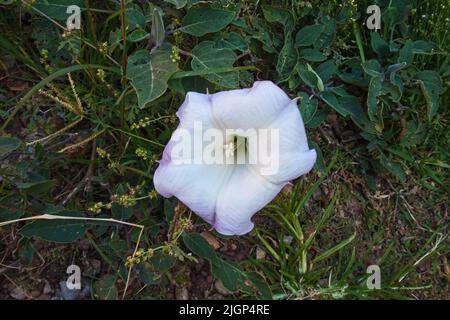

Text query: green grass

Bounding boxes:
[0,0,448,300]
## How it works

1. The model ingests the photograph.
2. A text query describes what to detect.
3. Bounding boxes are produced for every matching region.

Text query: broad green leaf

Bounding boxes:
[400,120,426,147]
[412,40,434,54]
[164,0,187,9]
[295,24,324,47]
[149,251,176,273]
[319,91,349,117]
[93,275,118,300]
[276,36,297,82]
[298,68,319,88]
[181,7,236,36]
[33,0,83,20]
[338,95,376,134]
[151,8,165,47]
[136,262,160,285]
[19,211,88,243]
[16,180,55,195]
[126,7,146,29]
[191,41,237,88]
[297,64,323,91]
[299,48,326,62]
[128,29,148,42]
[415,70,444,120]
[398,40,413,65]
[182,232,217,261]
[367,76,383,122]
[262,5,294,32]
[298,92,318,126]
[316,60,337,82]
[164,198,176,223]
[379,154,406,183]
[245,272,272,300]
[0,137,21,157]
[362,59,384,77]
[314,18,336,50]
[370,32,389,58]
[126,46,178,108]
[182,232,244,291]
[111,203,133,220]
[211,259,243,292]
[251,18,277,54]
[0,195,25,222]
[168,75,211,96]
[215,32,247,52]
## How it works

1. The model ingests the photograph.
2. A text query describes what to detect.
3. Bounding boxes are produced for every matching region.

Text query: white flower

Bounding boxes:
[154,81,316,235]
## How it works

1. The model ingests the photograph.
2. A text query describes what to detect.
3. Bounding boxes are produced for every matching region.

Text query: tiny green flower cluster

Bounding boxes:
[170,45,180,63]
[130,117,151,130]
[125,248,154,268]
[135,147,149,160]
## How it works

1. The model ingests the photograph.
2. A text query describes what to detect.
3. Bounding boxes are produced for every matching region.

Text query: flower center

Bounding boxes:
[224,135,248,164]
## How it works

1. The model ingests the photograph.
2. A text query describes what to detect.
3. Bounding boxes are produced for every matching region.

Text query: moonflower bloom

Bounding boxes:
[154,81,316,235]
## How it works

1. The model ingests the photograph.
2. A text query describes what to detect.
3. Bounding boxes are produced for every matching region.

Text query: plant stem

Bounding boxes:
[353,21,366,63]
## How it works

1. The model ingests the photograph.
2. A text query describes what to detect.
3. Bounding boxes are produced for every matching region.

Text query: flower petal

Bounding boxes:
[250,99,317,183]
[214,166,284,235]
[211,81,292,130]
[154,162,231,224]
[176,92,218,130]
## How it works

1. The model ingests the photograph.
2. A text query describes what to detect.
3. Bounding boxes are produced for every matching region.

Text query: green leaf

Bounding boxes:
[362,59,384,77]
[338,95,376,134]
[0,137,21,157]
[136,262,160,285]
[182,232,244,292]
[412,40,434,54]
[313,232,356,263]
[314,18,336,50]
[319,91,349,117]
[370,32,389,58]
[367,76,383,122]
[126,7,146,29]
[211,259,243,292]
[191,41,237,88]
[20,211,88,243]
[0,195,25,222]
[297,64,323,91]
[298,92,318,126]
[126,46,178,108]
[262,5,294,32]
[379,155,406,183]
[316,60,337,82]
[295,24,324,47]
[398,40,414,65]
[34,0,83,20]
[399,120,426,147]
[182,232,217,261]
[149,251,176,273]
[16,180,55,195]
[151,8,165,47]
[215,32,247,52]
[111,203,133,220]
[164,0,187,9]
[128,29,148,42]
[415,70,444,120]
[299,48,326,62]
[93,275,118,300]
[245,272,272,299]
[181,7,236,36]
[276,36,297,82]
